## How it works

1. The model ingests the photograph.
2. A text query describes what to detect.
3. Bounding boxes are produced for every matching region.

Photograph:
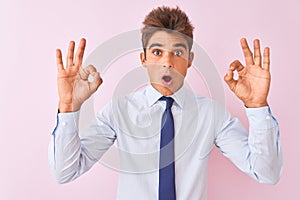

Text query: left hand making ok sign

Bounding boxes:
[224,38,271,108]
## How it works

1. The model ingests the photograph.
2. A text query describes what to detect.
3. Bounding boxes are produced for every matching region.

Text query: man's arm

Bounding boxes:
[48,107,116,184]
[215,106,282,184]
[220,38,282,183]
[48,39,110,183]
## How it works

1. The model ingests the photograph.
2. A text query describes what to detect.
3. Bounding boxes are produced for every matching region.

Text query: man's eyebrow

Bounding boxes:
[148,43,163,49]
[173,43,187,50]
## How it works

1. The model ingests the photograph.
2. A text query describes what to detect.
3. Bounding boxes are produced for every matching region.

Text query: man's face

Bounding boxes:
[140,30,194,96]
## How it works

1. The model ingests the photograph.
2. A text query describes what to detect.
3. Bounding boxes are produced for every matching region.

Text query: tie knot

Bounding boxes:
[160,96,174,109]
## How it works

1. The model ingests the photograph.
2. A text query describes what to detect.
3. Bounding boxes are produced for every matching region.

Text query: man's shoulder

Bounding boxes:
[182,87,214,105]
[108,88,148,108]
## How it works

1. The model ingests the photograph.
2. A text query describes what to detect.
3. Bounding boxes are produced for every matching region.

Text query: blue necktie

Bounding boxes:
[159,96,176,200]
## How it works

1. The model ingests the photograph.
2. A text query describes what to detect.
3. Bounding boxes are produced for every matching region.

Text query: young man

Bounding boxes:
[49,6,282,200]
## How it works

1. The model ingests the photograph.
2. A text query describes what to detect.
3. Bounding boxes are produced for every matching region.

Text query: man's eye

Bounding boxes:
[174,50,183,56]
[153,49,161,56]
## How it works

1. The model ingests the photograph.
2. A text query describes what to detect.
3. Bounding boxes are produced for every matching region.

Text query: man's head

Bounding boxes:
[140,6,195,96]
[141,6,194,53]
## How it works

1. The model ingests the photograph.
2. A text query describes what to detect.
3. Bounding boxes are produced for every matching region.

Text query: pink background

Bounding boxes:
[1,0,299,199]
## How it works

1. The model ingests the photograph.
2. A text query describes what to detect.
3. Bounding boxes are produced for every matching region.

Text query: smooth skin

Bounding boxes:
[56,38,102,112]
[140,31,194,96]
[56,37,270,112]
[224,38,270,108]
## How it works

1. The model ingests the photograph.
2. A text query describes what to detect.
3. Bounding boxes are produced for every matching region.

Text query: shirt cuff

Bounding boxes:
[54,110,80,135]
[245,106,278,131]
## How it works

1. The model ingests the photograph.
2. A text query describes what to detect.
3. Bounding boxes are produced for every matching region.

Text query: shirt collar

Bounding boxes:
[145,84,189,109]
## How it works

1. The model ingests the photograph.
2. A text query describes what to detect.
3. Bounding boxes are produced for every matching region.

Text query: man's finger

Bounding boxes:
[224,68,237,92]
[66,41,75,68]
[74,38,86,70]
[263,47,270,71]
[230,60,244,72]
[253,39,261,66]
[56,49,64,71]
[224,60,243,91]
[79,65,97,80]
[90,72,103,92]
[240,38,254,66]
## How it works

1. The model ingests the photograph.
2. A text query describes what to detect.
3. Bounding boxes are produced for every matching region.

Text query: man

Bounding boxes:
[49,6,282,200]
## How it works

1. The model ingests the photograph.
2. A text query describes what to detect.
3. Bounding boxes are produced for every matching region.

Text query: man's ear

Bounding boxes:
[187,52,194,68]
[140,52,146,67]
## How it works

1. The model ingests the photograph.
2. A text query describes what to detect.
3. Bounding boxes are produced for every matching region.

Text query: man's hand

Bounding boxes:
[224,38,270,108]
[56,38,102,112]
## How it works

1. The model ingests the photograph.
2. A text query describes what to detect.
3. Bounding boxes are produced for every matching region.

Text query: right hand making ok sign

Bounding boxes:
[56,38,102,112]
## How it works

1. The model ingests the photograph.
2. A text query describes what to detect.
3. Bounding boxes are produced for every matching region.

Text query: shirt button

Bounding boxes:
[61,121,67,126]
[266,115,271,120]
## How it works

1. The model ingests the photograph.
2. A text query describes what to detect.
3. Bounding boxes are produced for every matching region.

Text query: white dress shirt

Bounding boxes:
[48,84,282,200]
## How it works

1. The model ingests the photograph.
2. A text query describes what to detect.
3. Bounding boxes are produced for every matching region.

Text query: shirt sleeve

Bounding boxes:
[48,103,116,184]
[215,106,282,184]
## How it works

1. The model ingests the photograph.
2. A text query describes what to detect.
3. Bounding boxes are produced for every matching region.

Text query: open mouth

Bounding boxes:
[162,75,173,85]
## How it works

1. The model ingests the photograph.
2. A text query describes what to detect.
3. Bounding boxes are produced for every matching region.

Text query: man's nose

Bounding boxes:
[162,52,173,68]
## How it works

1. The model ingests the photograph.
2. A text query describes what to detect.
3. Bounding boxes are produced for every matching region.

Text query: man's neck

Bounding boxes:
[151,83,183,96]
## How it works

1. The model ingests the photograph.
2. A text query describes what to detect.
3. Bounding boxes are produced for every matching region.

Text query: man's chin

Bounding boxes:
[151,82,181,96]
